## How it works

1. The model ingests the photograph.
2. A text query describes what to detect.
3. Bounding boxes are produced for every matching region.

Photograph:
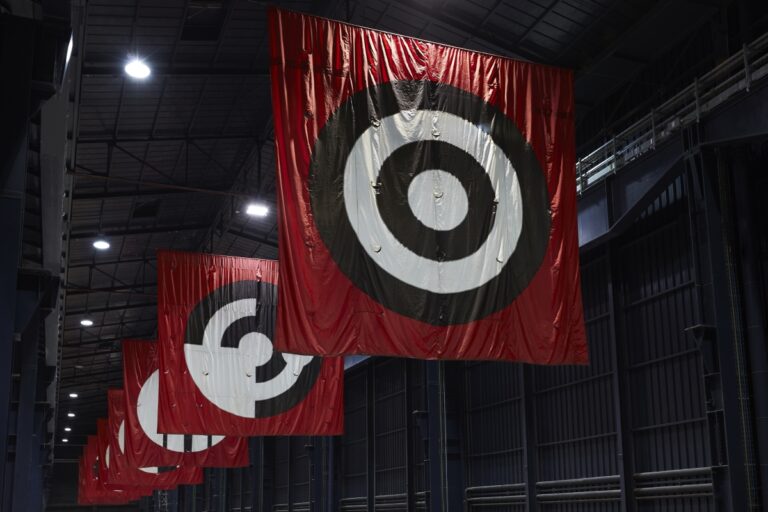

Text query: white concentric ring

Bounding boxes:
[184,298,313,418]
[137,370,225,452]
[343,110,523,294]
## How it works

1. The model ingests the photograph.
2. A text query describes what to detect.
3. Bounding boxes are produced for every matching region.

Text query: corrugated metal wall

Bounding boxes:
[180,161,766,511]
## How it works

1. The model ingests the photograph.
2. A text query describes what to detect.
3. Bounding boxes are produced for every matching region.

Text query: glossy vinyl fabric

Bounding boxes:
[96,420,153,498]
[106,389,203,488]
[156,250,344,436]
[122,340,249,468]
[269,8,588,362]
[78,436,142,505]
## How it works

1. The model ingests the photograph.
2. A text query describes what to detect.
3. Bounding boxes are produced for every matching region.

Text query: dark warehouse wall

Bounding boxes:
[168,146,768,512]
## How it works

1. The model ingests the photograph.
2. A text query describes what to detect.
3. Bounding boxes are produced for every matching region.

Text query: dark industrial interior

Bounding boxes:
[2,0,768,510]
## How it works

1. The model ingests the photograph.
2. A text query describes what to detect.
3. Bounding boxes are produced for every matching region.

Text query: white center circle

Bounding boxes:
[343,110,523,294]
[239,332,273,367]
[407,169,468,231]
[184,298,313,418]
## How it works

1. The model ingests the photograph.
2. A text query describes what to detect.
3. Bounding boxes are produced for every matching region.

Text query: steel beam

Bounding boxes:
[69,223,208,239]
[73,188,189,200]
[64,282,157,296]
[76,133,259,144]
[82,65,269,77]
[225,228,278,248]
[65,302,155,315]
[578,136,684,250]
[67,256,155,269]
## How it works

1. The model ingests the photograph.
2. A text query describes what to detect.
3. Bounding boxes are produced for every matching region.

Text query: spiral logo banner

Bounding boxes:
[156,251,344,436]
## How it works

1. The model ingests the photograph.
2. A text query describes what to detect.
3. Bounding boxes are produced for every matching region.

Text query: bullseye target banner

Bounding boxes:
[107,389,203,488]
[122,340,249,468]
[96,419,153,497]
[78,436,142,505]
[156,251,343,436]
[269,9,588,362]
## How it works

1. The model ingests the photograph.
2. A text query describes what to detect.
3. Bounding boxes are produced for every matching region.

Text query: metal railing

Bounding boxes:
[576,32,768,194]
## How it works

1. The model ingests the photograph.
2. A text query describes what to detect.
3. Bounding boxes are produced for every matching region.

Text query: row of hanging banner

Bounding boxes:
[78,6,588,504]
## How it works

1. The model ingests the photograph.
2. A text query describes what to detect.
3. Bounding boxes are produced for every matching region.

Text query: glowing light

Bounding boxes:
[62,438,69,443]
[66,35,73,65]
[92,240,110,250]
[69,393,79,399]
[246,203,269,217]
[67,412,76,418]
[64,427,72,432]
[124,58,151,79]
[80,319,93,327]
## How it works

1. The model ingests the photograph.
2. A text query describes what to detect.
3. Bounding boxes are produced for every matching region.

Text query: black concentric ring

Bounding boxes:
[376,140,496,261]
[309,80,551,325]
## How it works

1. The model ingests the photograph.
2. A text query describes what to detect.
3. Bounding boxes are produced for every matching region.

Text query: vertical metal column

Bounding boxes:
[425,361,444,512]
[520,365,538,512]
[366,364,375,511]
[11,310,41,512]
[687,146,752,510]
[405,361,415,512]
[0,15,35,499]
[249,437,261,512]
[287,439,293,512]
[730,148,768,510]
[326,436,338,512]
[309,437,323,512]
[607,245,637,511]
[260,438,274,512]
[218,469,227,511]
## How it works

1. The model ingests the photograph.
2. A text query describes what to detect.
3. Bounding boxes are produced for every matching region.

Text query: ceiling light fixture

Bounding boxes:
[69,393,78,398]
[80,319,93,327]
[246,203,269,217]
[67,412,76,418]
[64,427,72,432]
[124,57,151,79]
[92,239,110,250]
[66,35,74,65]
[62,438,69,443]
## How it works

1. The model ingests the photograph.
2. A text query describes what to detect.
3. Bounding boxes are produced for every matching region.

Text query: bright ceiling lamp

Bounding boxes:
[124,57,151,79]
[66,35,73,65]
[80,319,93,327]
[69,393,79,398]
[64,427,72,432]
[67,412,76,418]
[246,203,269,217]
[93,239,110,250]
[62,438,69,443]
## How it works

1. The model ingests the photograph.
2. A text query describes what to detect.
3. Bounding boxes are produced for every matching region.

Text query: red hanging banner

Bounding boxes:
[156,251,343,436]
[78,436,142,505]
[97,420,153,498]
[269,8,587,363]
[122,340,249,467]
[107,389,203,488]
